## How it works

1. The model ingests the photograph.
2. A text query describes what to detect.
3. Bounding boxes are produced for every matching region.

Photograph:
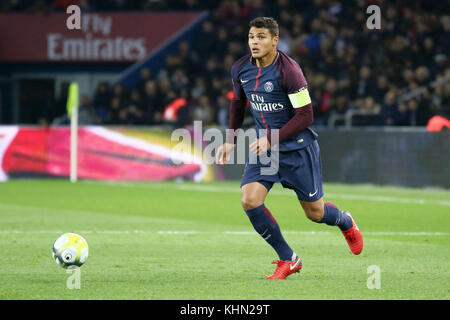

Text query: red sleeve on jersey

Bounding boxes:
[267,103,314,145]
[226,98,246,144]
[276,54,308,94]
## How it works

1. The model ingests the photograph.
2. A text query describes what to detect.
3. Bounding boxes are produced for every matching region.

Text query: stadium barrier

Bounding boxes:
[219,127,449,189]
[315,127,449,189]
[0,125,448,188]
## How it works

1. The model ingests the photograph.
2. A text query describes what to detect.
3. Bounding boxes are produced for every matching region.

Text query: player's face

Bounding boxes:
[248,27,278,59]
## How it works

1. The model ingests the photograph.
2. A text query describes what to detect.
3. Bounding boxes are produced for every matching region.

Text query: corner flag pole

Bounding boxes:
[67,82,79,183]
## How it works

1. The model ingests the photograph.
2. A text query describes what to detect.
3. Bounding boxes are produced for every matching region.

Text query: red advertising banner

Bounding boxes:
[0,12,202,62]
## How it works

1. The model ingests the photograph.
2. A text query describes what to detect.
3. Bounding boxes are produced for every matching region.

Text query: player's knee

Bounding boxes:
[241,195,263,211]
[304,206,324,223]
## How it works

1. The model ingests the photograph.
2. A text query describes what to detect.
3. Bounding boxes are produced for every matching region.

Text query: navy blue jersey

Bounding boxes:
[231,50,317,151]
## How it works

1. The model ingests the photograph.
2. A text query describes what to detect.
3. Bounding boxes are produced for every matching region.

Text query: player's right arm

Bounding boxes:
[216,64,247,165]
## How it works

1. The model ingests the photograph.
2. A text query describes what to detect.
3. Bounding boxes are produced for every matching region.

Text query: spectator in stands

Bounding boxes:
[142,80,162,125]
[142,0,168,10]
[213,27,230,58]
[378,91,398,126]
[354,66,376,99]
[442,82,450,113]
[78,0,93,12]
[415,66,430,87]
[108,96,124,124]
[335,95,348,115]
[137,68,152,96]
[161,54,183,79]
[177,41,200,75]
[195,21,216,59]
[6,0,447,128]
[216,95,229,128]
[192,94,213,125]
[158,77,176,107]
[166,89,192,128]
[112,84,128,107]
[393,102,411,126]
[78,95,99,125]
[190,76,206,101]
[399,69,415,89]
[171,69,189,91]
[48,83,70,125]
[122,89,144,125]
[247,0,269,20]
[93,82,111,123]
[373,75,390,105]
[316,78,338,124]
[361,96,379,113]
[408,99,420,126]
[303,18,325,53]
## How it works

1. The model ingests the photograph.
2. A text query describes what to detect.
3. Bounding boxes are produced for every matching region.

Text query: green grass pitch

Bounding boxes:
[0,179,449,299]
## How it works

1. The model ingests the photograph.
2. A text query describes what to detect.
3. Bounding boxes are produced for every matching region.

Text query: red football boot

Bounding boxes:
[341,211,363,255]
[266,254,302,279]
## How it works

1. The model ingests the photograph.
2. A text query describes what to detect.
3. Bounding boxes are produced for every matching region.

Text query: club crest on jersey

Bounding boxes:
[264,81,274,92]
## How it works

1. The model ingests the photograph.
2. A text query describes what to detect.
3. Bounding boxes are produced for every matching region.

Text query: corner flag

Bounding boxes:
[67,82,79,183]
[66,82,79,118]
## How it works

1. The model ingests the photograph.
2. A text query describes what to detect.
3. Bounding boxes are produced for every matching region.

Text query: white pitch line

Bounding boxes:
[0,230,448,236]
[83,181,450,207]
[157,230,200,234]
[224,231,332,235]
[362,232,450,236]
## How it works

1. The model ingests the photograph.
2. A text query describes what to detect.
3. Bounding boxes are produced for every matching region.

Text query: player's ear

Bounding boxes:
[272,35,279,46]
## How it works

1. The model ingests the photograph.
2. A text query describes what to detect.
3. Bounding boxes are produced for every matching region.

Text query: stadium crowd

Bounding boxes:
[2,0,449,127]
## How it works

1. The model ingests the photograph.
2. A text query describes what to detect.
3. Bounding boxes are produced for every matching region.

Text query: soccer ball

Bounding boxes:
[52,233,89,268]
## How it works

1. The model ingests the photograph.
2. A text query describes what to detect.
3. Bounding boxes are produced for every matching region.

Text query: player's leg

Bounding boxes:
[299,141,362,254]
[241,181,302,279]
[240,157,302,279]
[241,181,296,262]
[280,141,363,254]
[241,181,269,211]
[299,197,353,231]
[300,198,363,254]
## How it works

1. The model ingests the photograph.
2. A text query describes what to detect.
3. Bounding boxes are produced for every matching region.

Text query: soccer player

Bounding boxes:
[216,17,363,279]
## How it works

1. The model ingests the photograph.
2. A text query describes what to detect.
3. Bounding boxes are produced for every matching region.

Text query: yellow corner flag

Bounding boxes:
[66,82,79,118]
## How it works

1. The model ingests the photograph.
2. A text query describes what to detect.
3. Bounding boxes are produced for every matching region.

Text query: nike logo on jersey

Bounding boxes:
[309,190,318,197]
[240,79,249,83]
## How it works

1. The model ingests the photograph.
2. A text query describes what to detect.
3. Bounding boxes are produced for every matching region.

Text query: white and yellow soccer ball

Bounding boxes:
[52,233,89,268]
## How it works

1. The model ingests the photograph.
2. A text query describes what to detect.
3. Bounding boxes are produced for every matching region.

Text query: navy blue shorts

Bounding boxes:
[240,140,324,202]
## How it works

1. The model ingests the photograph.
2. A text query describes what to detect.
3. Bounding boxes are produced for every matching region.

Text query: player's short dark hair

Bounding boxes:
[249,17,279,37]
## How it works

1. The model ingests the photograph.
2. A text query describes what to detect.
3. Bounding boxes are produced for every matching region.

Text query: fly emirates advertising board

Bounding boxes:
[0,12,203,63]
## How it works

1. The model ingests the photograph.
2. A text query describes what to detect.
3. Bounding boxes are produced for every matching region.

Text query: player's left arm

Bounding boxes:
[267,60,314,146]
[269,90,314,143]
[250,91,313,155]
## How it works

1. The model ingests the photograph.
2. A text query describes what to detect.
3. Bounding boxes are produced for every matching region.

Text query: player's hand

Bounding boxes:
[250,136,271,155]
[215,143,236,165]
